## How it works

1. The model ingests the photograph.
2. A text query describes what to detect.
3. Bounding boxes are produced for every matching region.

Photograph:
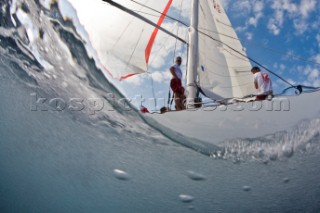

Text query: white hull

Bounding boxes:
[146,92,320,144]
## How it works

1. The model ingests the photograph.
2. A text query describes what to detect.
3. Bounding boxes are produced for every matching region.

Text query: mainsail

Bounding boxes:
[194,0,256,100]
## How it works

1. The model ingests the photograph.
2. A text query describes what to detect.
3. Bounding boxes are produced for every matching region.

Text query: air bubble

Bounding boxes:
[283,178,290,183]
[179,194,194,203]
[113,169,130,180]
[242,186,251,192]
[187,171,206,181]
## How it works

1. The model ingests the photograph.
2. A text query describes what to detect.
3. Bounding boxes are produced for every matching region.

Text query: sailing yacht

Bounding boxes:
[98,0,320,143]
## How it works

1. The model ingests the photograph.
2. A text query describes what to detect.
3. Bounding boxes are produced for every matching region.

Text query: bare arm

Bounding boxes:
[170,66,178,79]
[254,81,258,89]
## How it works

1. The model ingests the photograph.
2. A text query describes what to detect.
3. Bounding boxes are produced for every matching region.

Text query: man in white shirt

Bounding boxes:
[251,66,273,101]
[170,56,186,111]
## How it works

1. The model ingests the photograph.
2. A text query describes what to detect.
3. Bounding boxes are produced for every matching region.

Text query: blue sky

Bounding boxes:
[224,0,320,90]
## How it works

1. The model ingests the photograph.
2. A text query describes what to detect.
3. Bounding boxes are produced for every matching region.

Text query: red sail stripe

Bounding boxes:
[145,0,173,64]
[103,66,114,78]
[119,73,139,81]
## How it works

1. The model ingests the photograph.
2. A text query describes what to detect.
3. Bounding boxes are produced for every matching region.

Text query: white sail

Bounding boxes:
[196,0,255,100]
[80,0,175,80]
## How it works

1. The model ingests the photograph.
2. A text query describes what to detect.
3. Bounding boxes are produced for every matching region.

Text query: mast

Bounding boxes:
[186,0,199,108]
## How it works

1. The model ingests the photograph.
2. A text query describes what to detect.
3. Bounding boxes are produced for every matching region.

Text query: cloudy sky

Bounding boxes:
[65,0,320,109]
[223,0,320,89]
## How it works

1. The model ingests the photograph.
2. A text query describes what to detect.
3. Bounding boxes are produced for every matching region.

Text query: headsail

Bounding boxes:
[98,0,175,79]
[195,0,255,100]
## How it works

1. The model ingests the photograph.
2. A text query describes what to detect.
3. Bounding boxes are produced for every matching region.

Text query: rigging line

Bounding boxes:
[102,0,187,44]
[129,0,320,66]
[204,23,320,66]
[197,53,251,77]
[277,85,320,96]
[197,85,320,108]
[132,10,164,18]
[198,84,320,106]
[196,29,296,87]
[218,81,253,89]
[173,0,183,63]
[200,81,253,89]
[148,72,157,109]
[128,0,189,27]
[214,22,320,66]
[148,22,179,65]
[168,0,184,109]
[201,67,251,78]
[199,27,239,42]
[302,88,320,93]
[111,1,149,50]
[216,18,233,28]
[172,24,180,63]
[221,45,250,61]
[199,26,320,66]
[126,29,144,70]
[201,17,320,66]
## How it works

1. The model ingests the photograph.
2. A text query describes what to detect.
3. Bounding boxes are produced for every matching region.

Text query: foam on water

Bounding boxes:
[220,117,320,162]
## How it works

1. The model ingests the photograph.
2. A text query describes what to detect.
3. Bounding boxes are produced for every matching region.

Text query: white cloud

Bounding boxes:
[280,64,286,71]
[245,32,253,40]
[248,1,264,27]
[267,0,288,35]
[293,19,308,35]
[290,0,316,34]
[267,19,281,35]
[302,65,320,87]
[278,63,286,71]
[254,1,264,12]
[248,13,262,27]
[309,69,319,79]
[316,34,320,48]
[303,65,312,75]
[281,0,298,14]
[287,78,296,85]
[148,21,187,69]
[235,1,253,15]
[235,26,249,33]
[273,63,286,75]
[312,80,320,87]
[123,75,144,86]
[299,0,317,18]
[312,54,320,64]
[151,71,171,83]
[266,0,318,35]
[221,0,231,10]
